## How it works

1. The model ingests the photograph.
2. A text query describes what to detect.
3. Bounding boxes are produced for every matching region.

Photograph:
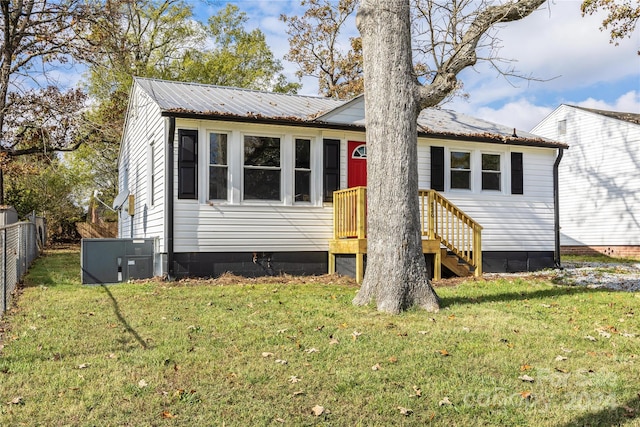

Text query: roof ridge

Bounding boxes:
[134,76,344,102]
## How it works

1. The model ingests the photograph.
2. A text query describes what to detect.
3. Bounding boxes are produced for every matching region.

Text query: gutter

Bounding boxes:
[166,117,176,280]
[553,147,564,268]
[160,111,567,150]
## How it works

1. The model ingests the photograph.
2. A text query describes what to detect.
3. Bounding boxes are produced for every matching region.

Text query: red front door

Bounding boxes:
[347,141,367,187]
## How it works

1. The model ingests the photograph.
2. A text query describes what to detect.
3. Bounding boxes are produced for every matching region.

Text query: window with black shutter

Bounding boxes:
[511,152,523,195]
[178,129,198,199]
[323,139,340,202]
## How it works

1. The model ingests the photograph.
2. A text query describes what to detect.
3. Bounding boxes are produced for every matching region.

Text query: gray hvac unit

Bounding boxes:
[81,238,155,284]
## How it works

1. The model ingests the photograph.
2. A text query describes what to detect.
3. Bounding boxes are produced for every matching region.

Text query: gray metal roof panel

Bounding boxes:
[135,77,344,120]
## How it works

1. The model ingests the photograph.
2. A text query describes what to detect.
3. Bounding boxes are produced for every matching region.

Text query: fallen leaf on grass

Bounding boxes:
[292,390,305,396]
[371,363,381,371]
[397,406,413,416]
[138,379,148,388]
[352,331,362,340]
[275,359,288,365]
[412,386,422,397]
[555,355,568,362]
[622,405,636,417]
[261,352,274,358]
[288,376,301,383]
[161,411,175,419]
[438,349,450,356]
[388,356,398,363]
[78,363,89,369]
[305,348,319,354]
[519,391,533,400]
[311,405,325,416]
[520,364,532,371]
[598,330,612,339]
[585,335,597,342]
[439,397,453,406]
[518,375,535,382]
[275,417,285,423]
[329,337,339,345]
[8,396,24,405]
[418,331,428,335]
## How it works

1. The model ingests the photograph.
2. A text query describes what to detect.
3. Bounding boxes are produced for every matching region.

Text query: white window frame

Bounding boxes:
[480,152,503,192]
[293,137,313,204]
[207,131,230,202]
[448,149,472,191]
[241,133,283,203]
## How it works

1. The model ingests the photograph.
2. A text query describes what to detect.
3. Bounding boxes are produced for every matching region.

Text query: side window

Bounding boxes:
[450,151,471,190]
[244,135,281,200]
[295,138,311,202]
[481,153,501,191]
[149,141,155,205]
[209,133,228,200]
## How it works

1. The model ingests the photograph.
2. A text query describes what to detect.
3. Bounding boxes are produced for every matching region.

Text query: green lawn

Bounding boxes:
[1,248,639,426]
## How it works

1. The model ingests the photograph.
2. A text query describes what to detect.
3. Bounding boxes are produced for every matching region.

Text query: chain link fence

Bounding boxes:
[1,220,43,317]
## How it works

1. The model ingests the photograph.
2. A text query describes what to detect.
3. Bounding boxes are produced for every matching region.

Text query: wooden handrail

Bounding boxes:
[333,186,367,239]
[419,190,483,276]
[332,187,482,276]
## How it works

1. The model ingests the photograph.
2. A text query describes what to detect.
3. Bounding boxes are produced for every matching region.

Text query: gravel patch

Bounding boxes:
[484,261,640,292]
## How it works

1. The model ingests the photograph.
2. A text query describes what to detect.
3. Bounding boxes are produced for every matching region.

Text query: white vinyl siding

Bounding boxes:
[532,105,640,246]
[117,86,165,248]
[417,138,556,252]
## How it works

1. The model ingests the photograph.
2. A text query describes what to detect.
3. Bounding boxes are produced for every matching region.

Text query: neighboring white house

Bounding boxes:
[116,77,567,279]
[531,105,640,258]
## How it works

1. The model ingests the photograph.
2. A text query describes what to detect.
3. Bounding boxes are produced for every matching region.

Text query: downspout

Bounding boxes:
[553,147,564,268]
[167,117,176,280]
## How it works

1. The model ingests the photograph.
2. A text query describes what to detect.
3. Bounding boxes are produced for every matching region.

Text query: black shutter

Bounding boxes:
[430,146,445,191]
[511,152,523,195]
[178,129,198,199]
[323,139,340,202]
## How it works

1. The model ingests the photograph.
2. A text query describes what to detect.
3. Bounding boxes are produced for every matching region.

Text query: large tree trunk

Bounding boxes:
[353,0,439,313]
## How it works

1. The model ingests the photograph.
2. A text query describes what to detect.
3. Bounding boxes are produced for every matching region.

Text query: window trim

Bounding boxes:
[207,131,230,202]
[448,149,472,191]
[242,133,283,203]
[293,137,313,204]
[480,152,502,192]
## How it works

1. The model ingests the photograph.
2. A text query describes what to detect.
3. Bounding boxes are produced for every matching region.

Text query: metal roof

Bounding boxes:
[570,105,640,126]
[134,77,565,148]
[135,77,343,120]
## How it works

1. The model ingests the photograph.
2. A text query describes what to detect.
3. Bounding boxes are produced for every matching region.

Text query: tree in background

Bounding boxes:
[178,4,300,93]
[353,0,546,313]
[72,1,299,209]
[2,85,89,239]
[581,0,640,51]
[0,0,85,204]
[281,0,363,99]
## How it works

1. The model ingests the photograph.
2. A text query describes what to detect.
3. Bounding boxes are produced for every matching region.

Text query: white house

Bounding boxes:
[531,105,640,258]
[116,77,567,280]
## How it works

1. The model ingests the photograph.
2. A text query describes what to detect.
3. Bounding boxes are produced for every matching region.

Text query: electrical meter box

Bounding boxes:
[81,238,155,284]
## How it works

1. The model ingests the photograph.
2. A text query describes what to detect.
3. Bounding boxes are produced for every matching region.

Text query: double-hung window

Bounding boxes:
[209,133,228,200]
[295,138,311,202]
[481,153,501,191]
[450,151,471,190]
[244,135,281,200]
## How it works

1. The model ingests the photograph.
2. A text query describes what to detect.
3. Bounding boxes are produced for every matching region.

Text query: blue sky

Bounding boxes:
[196,0,639,132]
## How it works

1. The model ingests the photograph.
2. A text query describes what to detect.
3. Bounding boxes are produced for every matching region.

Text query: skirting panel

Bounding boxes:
[482,251,555,273]
[172,251,328,278]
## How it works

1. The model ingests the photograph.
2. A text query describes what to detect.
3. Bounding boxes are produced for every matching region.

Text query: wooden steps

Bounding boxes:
[440,248,473,278]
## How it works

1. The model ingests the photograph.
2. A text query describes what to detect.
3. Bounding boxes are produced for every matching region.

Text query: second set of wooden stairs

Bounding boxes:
[328,187,482,284]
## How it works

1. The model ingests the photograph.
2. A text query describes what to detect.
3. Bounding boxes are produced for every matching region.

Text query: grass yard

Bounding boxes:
[1,248,639,426]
